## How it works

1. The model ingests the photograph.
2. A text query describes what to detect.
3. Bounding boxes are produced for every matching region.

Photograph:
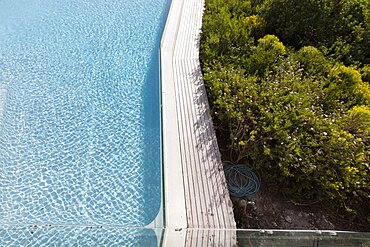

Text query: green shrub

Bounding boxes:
[326,65,370,107]
[200,0,254,65]
[294,46,331,76]
[257,0,370,65]
[361,65,370,82]
[245,35,286,76]
[201,0,370,223]
[343,105,370,140]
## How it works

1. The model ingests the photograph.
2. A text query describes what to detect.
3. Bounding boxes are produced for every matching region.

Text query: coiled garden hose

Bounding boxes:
[224,161,260,198]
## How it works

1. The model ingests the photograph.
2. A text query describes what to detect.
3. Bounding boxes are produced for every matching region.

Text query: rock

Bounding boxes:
[239,199,247,207]
[302,212,310,218]
[285,215,292,223]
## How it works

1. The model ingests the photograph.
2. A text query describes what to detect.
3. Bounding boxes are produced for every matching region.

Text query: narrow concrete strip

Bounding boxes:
[160,0,187,229]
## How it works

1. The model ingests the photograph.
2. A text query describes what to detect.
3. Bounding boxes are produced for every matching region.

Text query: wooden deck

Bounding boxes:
[161,0,236,243]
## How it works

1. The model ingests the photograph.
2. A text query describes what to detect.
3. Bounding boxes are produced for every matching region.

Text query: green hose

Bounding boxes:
[224,161,260,198]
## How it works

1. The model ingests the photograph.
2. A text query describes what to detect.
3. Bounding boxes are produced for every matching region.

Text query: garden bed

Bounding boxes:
[201,0,370,230]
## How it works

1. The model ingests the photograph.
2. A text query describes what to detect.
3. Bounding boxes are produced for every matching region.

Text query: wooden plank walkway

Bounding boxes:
[161,0,236,243]
[172,0,235,229]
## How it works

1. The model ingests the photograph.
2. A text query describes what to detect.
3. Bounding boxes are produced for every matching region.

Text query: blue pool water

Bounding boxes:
[0,0,169,227]
[0,226,160,246]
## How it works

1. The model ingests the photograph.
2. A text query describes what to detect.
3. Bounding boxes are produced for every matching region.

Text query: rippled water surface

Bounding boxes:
[0,226,160,246]
[0,0,169,228]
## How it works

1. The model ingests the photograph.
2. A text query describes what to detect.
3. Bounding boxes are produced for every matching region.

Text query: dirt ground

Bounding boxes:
[232,188,370,232]
[216,136,370,232]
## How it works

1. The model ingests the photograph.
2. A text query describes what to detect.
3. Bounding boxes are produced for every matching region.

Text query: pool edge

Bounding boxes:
[159,0,188,231]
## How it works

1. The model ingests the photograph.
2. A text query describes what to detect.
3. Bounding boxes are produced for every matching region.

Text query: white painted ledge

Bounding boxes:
[160,0,187,229]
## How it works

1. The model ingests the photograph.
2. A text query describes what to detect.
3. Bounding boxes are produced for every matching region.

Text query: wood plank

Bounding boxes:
[161,0,237,241]
[172,0,236,229]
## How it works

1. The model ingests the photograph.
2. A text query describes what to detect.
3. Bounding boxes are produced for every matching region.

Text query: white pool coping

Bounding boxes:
[160,0,188,229]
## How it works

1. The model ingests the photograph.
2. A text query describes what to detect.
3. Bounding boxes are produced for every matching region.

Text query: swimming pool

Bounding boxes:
[0,0,169,228]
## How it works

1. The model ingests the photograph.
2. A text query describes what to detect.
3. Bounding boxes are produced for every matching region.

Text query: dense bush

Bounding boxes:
[201,0,370,223]
[257,0,370,65]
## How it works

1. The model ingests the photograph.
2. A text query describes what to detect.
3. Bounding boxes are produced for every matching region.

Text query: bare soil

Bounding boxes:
[215,130,370,232]
[232,188,370,232]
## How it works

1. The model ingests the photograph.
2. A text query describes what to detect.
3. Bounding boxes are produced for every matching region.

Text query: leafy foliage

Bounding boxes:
[257,0,370,65]
[201,0,370,223]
